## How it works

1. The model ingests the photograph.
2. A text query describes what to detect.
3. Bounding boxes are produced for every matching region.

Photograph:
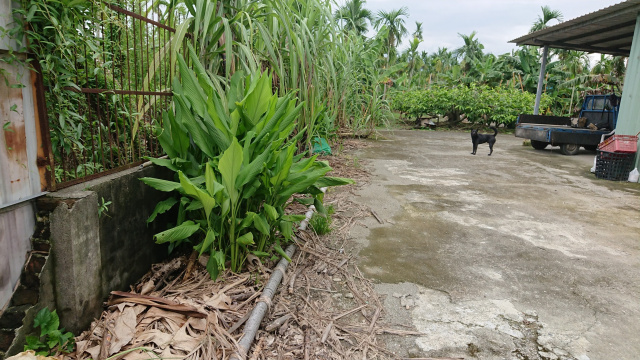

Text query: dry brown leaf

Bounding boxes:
[75,340,89,356]
[188,317,207,332]
[169,322,203,352]
[159,347,176,359]
[89,324,103,341]
[204,292,233,310]
[132,305,147,317]
[132,329,173,349]
[109,307,137,355]
[84,345,100,360]
[109,292,206,318]
[206,312,218,327]
[178,297,208,315]
[139,307,187,331]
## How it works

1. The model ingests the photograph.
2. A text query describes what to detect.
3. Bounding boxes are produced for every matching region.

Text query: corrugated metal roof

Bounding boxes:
[510,0,640,56]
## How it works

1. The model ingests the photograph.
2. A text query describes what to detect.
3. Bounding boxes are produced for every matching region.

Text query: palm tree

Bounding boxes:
[557,50,590,78]
[426,47,457,84]
[404,36,422,85]
[453,31,484,72]
[334,0,373,36]
[592,55,627,79]
[373,7,409,65]
[530,6,563,33]
[560,54,626,95]
[413,21,423,40]
[592,54,614,76]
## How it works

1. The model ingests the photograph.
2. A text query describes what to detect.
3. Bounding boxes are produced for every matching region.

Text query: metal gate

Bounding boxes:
[36,1,189,189]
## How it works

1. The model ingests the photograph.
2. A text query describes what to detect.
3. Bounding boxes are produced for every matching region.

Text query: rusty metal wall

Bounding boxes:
[0,0,42,310]
[0,62,42,205]
[0,61,39,310]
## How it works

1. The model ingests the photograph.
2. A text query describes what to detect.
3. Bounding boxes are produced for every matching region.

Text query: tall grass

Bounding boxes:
[144,0,390,148]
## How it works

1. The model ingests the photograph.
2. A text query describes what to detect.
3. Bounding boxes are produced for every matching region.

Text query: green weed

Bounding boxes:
[310,206,334,235]
[98,197,112,218]
[24,308,74,356]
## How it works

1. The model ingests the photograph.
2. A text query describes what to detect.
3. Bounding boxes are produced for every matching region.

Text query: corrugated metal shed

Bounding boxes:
[510,0,640,56]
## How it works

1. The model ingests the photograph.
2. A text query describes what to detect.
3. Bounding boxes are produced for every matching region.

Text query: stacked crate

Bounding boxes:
[595,134,638,181]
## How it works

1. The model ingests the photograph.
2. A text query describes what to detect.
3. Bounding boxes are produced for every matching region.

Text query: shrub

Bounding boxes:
[389,85,554,127]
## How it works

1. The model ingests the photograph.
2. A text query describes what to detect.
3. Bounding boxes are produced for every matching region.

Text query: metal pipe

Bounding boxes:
[534,45,549,115]
[231,189,326,360]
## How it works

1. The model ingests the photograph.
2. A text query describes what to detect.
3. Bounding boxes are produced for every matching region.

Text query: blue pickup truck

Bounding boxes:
[515,94,619,155]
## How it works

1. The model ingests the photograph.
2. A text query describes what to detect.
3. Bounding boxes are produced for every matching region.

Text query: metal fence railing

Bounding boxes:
[37,1,189,189]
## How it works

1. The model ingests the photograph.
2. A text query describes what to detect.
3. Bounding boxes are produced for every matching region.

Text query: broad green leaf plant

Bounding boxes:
[24,308,74,356]
[141,47,353,279]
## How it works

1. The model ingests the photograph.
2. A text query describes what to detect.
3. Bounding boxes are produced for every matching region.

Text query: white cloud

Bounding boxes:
[335,0,623,55]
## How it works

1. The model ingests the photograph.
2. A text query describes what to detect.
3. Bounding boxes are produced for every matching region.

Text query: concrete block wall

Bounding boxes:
[0,164,173,357]
[47,191,103,331]
[46,165,172,333]
[90,167,172,299]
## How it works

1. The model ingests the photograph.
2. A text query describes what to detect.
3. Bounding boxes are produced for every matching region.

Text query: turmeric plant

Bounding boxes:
[141,47,353,279]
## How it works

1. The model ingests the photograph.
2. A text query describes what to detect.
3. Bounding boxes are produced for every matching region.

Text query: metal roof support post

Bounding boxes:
[534,45,549,115]
[615,13,640,170]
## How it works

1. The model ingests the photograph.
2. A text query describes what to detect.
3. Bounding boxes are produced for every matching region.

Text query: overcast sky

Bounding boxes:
[334,0,623,56]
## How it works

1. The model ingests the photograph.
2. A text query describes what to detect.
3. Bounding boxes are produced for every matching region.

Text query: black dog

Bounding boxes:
[471,127,497,156]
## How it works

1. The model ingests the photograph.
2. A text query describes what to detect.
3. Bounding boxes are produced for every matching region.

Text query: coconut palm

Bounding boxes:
[373,7,409,65]
[530,6,563,33]
[334,0,373,36]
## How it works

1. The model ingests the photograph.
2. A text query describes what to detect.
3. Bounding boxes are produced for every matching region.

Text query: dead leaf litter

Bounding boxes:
[67,140,411,360]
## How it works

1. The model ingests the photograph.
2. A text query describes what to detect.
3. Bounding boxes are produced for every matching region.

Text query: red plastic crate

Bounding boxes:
[597,135,638,153]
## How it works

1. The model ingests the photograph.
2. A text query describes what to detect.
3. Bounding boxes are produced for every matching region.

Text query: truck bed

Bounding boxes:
[515,122,609,146]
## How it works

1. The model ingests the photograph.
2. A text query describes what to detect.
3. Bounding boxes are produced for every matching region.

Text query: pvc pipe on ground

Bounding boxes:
[231,190,325,360]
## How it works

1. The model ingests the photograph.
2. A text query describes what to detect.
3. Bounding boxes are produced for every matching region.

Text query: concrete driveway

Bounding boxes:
[349,130,640,360]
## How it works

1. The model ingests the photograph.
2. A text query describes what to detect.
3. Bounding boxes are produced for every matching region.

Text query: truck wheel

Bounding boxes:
[560,143,580,155]
[530,140,549,150]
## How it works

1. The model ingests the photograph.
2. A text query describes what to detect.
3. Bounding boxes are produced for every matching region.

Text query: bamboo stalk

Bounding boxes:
[230,188,326,360]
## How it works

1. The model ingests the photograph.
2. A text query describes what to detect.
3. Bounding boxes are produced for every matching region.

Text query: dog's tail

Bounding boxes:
[490,126,498,136]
